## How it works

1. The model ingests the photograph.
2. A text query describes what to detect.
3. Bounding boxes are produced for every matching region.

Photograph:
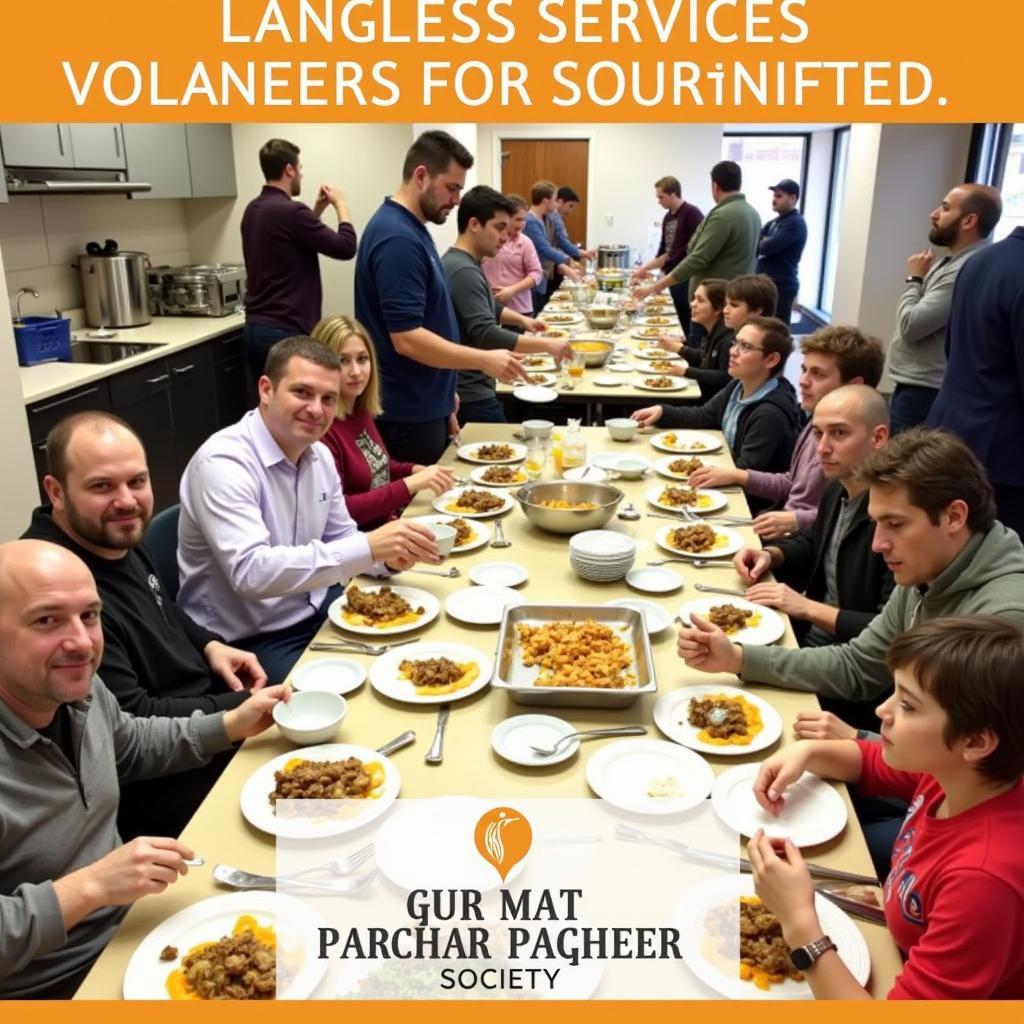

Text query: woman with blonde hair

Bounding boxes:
[312,314,454,528]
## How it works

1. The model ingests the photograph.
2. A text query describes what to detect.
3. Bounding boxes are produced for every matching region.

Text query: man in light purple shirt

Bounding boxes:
[178,337,440,681]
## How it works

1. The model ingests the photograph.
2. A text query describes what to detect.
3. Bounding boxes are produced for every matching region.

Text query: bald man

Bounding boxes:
[0,540,287,999]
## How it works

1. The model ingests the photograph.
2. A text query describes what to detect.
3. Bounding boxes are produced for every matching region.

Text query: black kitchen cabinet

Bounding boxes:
[210,331,252,427]
[167,344,218,486]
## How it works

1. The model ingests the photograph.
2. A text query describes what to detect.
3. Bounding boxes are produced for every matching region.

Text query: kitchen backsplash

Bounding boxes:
[0,194,192,318]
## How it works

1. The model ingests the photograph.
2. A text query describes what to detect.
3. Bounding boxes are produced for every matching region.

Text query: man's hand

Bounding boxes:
[753,510,798,539]
[479,349,530,384]
[690,464,744,490]
[367,519,442,567]
[744,581,809,619]
[676,613,744,674]
[630,405,663,429]
[748,831,819,939]
[734,546,773,583]
[204,641,268,692]
[657,333,684,354]
[752,746,813,815]
[523,316,547,334]
[557,264,582,283]
[906,249,935,278]
[82,837,195,906]
[222,684,290,741]
[494,285,518,304]
[793,710,858,741]
[541,337,575,364]
[317,184,349,219]
[406,464,456,497]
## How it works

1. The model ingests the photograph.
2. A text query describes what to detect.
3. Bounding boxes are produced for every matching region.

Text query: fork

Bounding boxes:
[308,637,418,656]
[277,844,376,882]
[529,725,646,756]
[646,557,732,569]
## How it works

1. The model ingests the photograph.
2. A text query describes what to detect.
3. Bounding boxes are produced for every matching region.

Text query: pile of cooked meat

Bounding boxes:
[668,523,716,552]
[179,929,277,1000]
[448,518,474,546]
[688,695,750,739]
[474,444,516,461]
[643,376,675,388]
[400,657,465,688]
[668,456,703,475]
[450,489,505,512]
[270,756,373,804]
[708,603,755,634]
[659,485,699,507]
[344,584,421,623]
[482,464,523,484]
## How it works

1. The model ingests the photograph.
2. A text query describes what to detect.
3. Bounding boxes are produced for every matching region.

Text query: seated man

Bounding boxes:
[690,326,885,539]
[0,540,286,999]
[721,273,777,334]
[21,411,267,840]
[632,317,801,490]
[178,337,440,682]
[734,385,893,674]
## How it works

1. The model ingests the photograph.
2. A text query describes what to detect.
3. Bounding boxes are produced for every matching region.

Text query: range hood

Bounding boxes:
[4,167,152,195]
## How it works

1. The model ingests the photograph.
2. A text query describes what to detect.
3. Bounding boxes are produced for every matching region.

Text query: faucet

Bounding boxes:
[14,287,39,322]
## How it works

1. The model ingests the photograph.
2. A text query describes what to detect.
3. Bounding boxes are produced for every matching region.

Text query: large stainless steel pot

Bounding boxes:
[597,244,631,270]
[79,251,151,328]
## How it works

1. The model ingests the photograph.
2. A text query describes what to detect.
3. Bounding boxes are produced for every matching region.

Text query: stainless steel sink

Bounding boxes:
[69,340,168,364]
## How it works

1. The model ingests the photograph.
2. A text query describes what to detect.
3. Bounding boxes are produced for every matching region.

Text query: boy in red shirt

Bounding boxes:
[749,616,1024,999]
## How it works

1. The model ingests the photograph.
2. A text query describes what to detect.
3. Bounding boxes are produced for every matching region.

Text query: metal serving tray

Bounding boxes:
[493,604,657,708]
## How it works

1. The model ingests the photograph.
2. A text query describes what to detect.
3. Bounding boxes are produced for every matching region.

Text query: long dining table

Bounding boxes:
[76,423,903,999]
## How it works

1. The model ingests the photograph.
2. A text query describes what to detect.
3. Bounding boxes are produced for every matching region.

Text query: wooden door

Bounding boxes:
[499,138,590,249]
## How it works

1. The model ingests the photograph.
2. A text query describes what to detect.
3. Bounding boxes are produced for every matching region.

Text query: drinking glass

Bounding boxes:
[524,438,547,480]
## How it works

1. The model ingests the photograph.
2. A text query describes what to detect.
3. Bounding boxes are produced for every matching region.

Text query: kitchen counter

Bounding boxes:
[19,313,246,404]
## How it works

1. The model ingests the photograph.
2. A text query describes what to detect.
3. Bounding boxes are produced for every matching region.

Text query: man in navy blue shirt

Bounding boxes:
[756,179,808,327]
[355,131,529,464]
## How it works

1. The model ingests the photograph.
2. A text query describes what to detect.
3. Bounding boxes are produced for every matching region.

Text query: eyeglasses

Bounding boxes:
[731,340,766,354]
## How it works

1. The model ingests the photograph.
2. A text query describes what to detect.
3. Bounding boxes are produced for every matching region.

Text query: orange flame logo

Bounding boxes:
[474,806,532,882]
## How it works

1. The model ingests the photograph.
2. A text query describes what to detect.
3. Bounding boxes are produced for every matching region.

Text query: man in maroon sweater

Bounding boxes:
[241,138,358,376]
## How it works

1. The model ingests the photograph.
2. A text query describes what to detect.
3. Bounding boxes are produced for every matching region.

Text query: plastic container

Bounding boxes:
[13,317,72,366]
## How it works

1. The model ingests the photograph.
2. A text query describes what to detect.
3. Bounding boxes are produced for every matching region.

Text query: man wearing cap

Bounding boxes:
[757,180,808,327]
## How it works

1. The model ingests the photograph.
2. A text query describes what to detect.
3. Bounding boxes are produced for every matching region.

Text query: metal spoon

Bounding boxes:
[530,725,647,757]
[395,566,461,578]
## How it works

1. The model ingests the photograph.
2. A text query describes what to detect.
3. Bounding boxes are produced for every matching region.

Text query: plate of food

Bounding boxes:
[653,684,783,755]
[537,328,571,341]
[538,310,583,325]
[647,359,683,373]
[471,463,529,487]
[520,354,557,370]
[676,597,786,645]
[655,523,744,559]
[634,347,681,360]
[239,743,401,840]
[649,430,725,454]
[369,641,493,705]
[328,583,440,635]
[123,892,329,1000]
[654,454,712,480]
[456,441,527,464]
[676,875,870,999]
[632,326,668,340]
[409,515,490,553]
[522,372,558,387]
[645,485,729,515]
[432,487,514,518]
[636,376,691,392]
[711,762,849,847]
[639,315,677,327]
[585,738,714,814]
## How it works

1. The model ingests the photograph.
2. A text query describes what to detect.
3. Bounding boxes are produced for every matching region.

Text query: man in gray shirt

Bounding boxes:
[443,186,573,424]
[0,540,288,999]
[886,183,1002,433]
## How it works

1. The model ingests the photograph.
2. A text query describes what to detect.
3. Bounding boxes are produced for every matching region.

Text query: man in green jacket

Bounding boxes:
[676,428,1024,705]
[635,160,762,302]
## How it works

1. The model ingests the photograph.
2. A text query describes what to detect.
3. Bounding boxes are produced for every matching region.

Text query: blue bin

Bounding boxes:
[13,316,72,366]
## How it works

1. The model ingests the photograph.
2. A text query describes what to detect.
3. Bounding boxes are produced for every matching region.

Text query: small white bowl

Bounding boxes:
[522,419,554,440]
[423,521,457,557]
[273,691,346,745]
[606,418,638,442]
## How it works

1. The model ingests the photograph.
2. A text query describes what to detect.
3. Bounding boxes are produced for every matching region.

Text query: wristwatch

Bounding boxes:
[905,275,924,284]
[790,935,837,971]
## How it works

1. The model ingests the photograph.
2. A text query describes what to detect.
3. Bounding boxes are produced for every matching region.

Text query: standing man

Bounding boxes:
[546,185,595,302]
[355,130,528,465]
[888,184,1001,433]
[241,138,357,377]
[631,176,704,331]
[928,222,1024,534]
[756,179,808,327]
[634,161,761,305]
[523,180,581,314]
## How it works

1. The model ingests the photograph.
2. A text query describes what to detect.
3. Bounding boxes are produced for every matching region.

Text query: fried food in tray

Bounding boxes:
[482,464,526,484]
[399,656,480,696]
[705,897,804,991]
[474,443,517,461]
[446,489,506,513]
[668,456,704,476]
[686,693,764,745]
[517,620,635,689]
[165,915,277,1000]
[668,523,717,552]
[342,583,423,628]
[708,603,755,634]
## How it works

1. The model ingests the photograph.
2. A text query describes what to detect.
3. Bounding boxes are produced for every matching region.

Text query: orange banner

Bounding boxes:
[2,0,1022,121]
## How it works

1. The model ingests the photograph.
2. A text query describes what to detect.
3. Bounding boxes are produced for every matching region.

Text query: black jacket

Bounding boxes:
[773,482,895,643]
[682,318,733,399]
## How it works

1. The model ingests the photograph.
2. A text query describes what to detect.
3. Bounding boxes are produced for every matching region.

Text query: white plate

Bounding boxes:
[564,465,609,482]
[469,561,528,587]
[289,657,366,695]
[368,641,492,705]
[638,315,679,327]
[585,738,714,815]
[327,585,440,636]
[677,597,786,645]
[123,892,328,1000]
[239,743,401,839]
[676,875,870,999]
[650,430,724,454]
[653,684,783,756]
[594,375,622,387]
[711,762,848,847]
[409,514,490,554]
[653,453,719,480]
[607,362,636,373]
[470,464,530,487]
[445,585,527,625]
[634,379,691,393]
[655,523,744,559]
[513,384,559,403]
[520,355,557,371]
[538,311,583,325]
[625,566,683,594]
[432,487,514,519]
[604,597,672,634]
[491,714,580,766]
[632,327,670,341]
[634,348,683,361]
[645,484,729,514]
[457,441,527,465]
[522,372,558,387]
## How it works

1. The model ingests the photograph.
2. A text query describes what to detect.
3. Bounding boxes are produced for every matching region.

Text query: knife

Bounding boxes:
[424,705,450,765]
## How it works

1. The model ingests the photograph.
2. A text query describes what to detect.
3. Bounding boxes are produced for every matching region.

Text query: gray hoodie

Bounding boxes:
[741,524,1024,701]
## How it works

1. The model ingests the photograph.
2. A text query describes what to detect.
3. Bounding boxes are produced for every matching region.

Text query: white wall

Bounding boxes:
[799,128,834,308]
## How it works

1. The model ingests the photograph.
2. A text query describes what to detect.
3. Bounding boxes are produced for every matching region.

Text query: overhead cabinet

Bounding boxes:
[0,124,126,169]
[122,124,237,200]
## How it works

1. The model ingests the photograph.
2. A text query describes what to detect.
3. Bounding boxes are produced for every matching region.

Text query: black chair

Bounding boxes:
[143,504,181,601]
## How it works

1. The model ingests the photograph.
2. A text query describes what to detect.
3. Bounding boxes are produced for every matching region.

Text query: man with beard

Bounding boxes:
[356,131,530,463]
[885,183,1002,433]
[241,138,358,376]
[21,411,268,840]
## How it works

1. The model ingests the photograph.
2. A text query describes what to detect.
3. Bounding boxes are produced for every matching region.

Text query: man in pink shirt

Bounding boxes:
[482,194,543,316]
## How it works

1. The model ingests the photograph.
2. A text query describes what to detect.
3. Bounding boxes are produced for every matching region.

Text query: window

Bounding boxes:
[818,127,850,317]
[967,122,1024,241]
[721,134,809,224]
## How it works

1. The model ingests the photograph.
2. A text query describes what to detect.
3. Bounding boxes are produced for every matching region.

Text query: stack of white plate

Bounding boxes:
[568,530,636,582]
